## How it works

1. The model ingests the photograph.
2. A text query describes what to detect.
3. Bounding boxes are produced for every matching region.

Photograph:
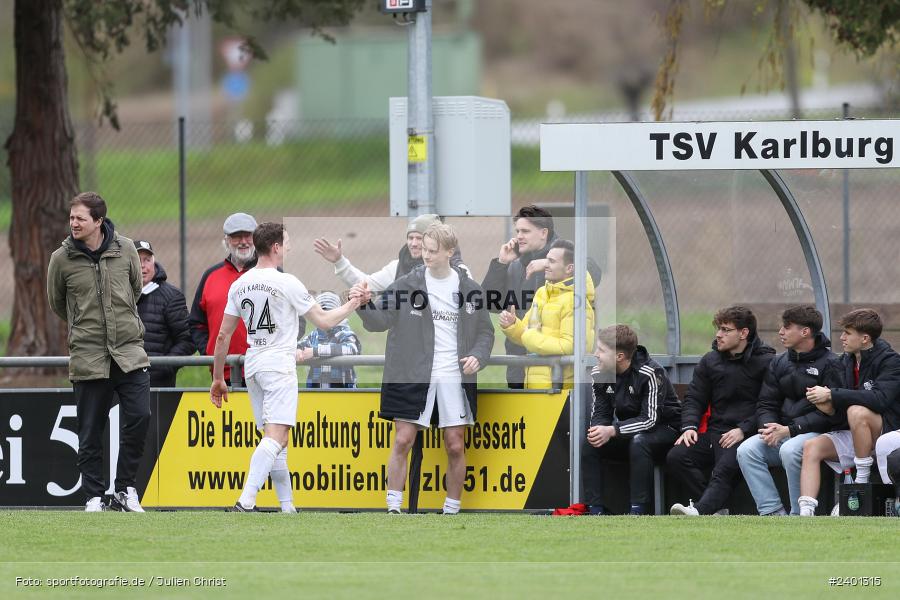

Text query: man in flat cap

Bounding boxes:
[189,213,259,385]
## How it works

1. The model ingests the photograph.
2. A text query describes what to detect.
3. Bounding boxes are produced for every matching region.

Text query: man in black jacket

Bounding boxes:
[481,205,601,388]
[582,325,681,515]
[135,241,194,387]
[668,306,775,516]
[352,223,494,515]
[799,308,900,515]
[736,305,840,515]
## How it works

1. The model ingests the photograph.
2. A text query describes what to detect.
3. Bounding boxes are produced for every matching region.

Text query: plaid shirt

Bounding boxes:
[298,323,361,388]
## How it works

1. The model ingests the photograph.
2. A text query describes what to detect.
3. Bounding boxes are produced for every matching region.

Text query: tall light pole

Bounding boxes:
[381,0,434,217]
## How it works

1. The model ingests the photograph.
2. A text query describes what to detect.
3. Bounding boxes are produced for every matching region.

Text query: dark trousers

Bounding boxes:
[74,361,151,500]
[666,430,742,514]
[582,425,679,507]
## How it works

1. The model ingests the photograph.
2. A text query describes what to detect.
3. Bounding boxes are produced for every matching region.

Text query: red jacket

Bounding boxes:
[189,258,255,382]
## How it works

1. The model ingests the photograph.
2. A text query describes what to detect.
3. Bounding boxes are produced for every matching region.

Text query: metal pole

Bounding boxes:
[613,171,681,358]
[571,171,588,504]
[179,116,187,295]
[406,0,435,215]
[842,102,851,304]
[174,18,190,146]
[405,1,434,512]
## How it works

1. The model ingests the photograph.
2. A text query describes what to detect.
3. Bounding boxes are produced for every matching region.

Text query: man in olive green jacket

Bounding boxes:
[47,192,151,513]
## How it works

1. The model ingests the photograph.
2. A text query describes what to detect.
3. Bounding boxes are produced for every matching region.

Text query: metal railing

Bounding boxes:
[0,354,702,385]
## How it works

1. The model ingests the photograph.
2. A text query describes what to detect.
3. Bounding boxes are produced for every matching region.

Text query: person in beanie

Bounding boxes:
[134,240,194,387]
[313,214,468,293]
[47,192,151,513]
[298,291,362,388]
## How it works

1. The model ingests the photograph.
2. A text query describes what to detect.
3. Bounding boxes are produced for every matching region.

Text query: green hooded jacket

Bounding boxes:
[47,223,149,381]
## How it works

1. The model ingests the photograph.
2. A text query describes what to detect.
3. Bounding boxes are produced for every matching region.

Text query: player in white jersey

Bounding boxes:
[351,223,494,514]
[210,222,361,512]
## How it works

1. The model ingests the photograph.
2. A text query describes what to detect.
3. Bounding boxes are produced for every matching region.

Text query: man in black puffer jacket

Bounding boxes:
[582,325,681,515]
[668,305,775,516]
[135,241,194,387]
[736,305,842,515]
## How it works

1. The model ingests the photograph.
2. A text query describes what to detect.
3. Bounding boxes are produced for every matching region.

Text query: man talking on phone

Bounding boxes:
[481,205,602,388]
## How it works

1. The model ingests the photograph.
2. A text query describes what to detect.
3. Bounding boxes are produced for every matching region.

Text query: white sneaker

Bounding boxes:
[830,503,840,517]
[85,496,106,512]
[670,500,700,516]
[112,487,146,513]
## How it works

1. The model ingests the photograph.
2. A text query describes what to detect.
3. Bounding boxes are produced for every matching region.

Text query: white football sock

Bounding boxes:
[239,437,282,508]
[386,489,403,512]
[442,497,461,514]
[798,495,818,517]
[270,447,295,512]
[854,456,874,484]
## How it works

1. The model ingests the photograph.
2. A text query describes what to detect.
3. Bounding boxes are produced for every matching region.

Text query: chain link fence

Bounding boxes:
[0,104,897,356]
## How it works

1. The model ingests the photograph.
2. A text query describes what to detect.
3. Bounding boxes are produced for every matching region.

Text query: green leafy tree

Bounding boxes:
[652,0,900,119]
[4,0,365,364]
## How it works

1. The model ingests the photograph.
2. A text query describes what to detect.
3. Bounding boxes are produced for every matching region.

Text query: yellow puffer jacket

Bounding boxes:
[502,274,595,389]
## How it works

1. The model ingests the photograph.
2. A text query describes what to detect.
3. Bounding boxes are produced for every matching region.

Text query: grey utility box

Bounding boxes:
[389,96,511,216]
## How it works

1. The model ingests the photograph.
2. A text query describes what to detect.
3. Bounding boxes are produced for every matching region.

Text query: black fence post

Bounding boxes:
[178,116,187,295]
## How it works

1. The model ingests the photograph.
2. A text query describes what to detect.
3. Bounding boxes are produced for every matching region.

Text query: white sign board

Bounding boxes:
[541,120,899,171]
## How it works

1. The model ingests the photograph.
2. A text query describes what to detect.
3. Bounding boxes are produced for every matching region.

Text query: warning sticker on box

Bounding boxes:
[408,135,427,164]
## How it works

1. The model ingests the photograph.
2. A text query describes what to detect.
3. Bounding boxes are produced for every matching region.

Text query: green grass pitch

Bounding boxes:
[1,511,898,598]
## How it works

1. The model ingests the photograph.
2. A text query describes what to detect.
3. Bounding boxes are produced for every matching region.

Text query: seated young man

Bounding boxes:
[668,306,775,516]
[737,305,841,515]
[581,324,682,515]
[799,308,900,516]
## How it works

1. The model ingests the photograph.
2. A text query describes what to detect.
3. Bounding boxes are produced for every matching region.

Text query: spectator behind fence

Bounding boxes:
[189,212,258,385]
[314,214,467,293]
[481,205,602,388]
[736,305,842,516]
[799,308,900,516]
[134,240,194,387]
[47,192,150,513]
[580,325,682,516]
[298,291,362,388]
[351,223,494,515]
[498,239,594,388]
[668,306,775,516]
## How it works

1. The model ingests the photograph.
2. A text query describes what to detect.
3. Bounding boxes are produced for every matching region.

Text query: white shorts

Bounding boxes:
[396,376,474,429]
[246,370,298,430]
[823,430,869,473]
[875,429,900,483]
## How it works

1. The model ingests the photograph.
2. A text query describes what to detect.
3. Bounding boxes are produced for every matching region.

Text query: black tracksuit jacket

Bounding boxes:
[589,346,681,435]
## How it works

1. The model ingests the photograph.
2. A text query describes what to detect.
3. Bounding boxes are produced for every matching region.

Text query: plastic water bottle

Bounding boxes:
[844,469,859,512]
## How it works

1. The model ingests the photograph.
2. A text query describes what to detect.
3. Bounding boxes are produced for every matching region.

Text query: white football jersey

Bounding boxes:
[224,267,315,377]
